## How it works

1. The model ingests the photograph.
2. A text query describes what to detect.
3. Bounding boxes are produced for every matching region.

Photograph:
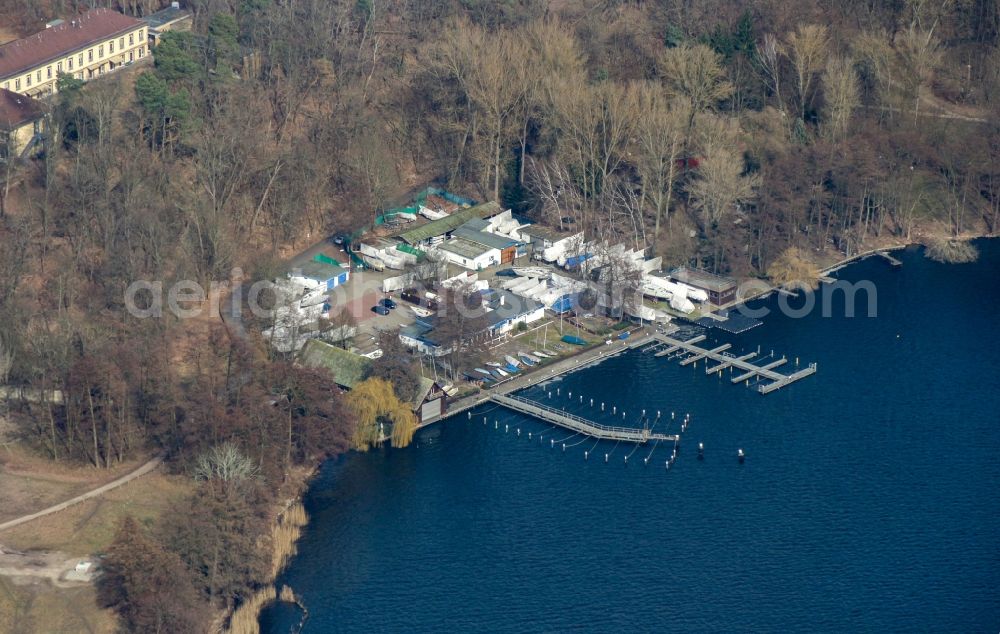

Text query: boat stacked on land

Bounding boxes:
[640,277,699,314]
[409,305,434,318]
[490,359,521,374]
[511,266,552,279]
[470,368,495,384]
[624,303,671,323]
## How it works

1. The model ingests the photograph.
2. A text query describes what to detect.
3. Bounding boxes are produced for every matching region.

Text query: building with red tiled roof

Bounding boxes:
[0,87,45,157]
[0,9,148,97]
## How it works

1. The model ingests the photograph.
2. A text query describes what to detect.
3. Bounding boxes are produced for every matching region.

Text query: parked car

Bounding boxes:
[378,298,397,310]
[371,305,390,315]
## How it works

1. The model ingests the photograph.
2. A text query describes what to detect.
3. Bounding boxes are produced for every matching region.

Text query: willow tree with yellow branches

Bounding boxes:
[345,378,417,450]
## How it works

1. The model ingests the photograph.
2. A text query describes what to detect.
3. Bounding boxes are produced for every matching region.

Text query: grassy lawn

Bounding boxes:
[2,471,190,554]
[0,451,192,634]
[0,447,148,525]
[0,577,117,634]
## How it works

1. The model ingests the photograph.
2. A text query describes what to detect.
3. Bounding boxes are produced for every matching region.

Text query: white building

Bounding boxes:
[286,257,350,292]
[437,237,500,270]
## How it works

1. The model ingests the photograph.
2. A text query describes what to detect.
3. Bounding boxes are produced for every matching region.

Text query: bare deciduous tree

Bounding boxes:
[757,33,786,115]
[634,84,689,250]
[822,56,860,140]
[787,24,830,120]
[895,26,943,121]
[658,43,734,133]
[194,442,260,484]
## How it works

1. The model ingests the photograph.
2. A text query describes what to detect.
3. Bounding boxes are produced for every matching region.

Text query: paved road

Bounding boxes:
[0,455,164,533]
[407,327,654,434]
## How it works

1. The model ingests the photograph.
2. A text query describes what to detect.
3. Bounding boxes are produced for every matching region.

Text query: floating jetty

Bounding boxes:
[646,334,816,394]
[491,394,678,444]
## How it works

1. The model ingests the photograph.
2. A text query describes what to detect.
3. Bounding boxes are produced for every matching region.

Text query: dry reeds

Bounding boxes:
[270,502,308,577]
[225,502,309,633]
[279,585,297,603]
[227,586,276,634]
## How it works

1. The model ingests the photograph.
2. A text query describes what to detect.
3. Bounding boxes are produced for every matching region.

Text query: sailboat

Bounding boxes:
[504,355,522,368]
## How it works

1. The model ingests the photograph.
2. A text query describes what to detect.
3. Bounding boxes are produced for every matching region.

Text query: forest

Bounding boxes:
[1,0,999,630]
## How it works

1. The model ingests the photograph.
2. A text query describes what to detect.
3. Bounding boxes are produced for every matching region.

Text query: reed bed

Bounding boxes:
[225,502,309,634]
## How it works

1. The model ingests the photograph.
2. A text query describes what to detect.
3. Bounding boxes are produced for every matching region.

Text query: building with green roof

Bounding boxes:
[299,339,446,420]
[395,201,503,245]
[300,339,371,389]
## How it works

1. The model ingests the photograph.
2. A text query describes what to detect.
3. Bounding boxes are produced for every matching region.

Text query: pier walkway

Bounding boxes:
[877,250,902,267]
[490,394,678,444]
[647,334,816,394]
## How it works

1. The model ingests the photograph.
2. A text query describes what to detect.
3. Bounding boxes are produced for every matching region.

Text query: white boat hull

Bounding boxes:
[512,267,551,279]
[410,305,434,318]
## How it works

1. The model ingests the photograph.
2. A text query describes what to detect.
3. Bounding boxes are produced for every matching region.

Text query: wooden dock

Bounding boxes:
[648,334,816,394]
[490,394,678,444]
[877,250,902,267]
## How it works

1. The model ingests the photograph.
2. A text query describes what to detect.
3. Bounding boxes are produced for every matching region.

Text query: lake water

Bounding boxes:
[262,240,1000,633]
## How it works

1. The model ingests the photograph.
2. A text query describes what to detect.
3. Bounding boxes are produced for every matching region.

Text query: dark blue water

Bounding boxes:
[263,241,1000,633]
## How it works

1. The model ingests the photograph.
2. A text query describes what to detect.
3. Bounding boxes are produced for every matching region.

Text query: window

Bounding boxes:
[119,37,124,49]
[36,70,41,82]
[88,49,93,62]
[139,29,144,40]
[26,74,31,87]
[109,40,114,54]
[14,79,20,90]
[57,62,62,72]
[129,34,133,46]
[47,66,52,79]
[138,47,144,58]
[98,45,103,58]
[78,54,83,66]
[68,57,73,70]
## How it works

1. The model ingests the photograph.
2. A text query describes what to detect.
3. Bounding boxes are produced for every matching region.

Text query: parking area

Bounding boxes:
[287,236,549,358]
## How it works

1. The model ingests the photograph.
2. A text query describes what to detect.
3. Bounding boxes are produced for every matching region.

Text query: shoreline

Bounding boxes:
[227,464,318,634]
[243,330,652,632]
[733,233,995,310]
[247,232,997,632]
[819,232,994,277]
